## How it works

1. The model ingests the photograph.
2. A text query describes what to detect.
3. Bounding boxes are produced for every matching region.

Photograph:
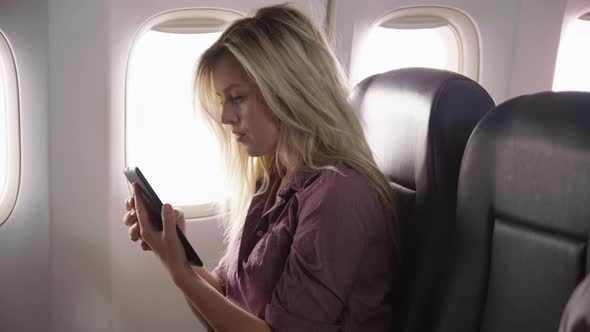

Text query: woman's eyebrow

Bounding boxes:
[216,83,246,97]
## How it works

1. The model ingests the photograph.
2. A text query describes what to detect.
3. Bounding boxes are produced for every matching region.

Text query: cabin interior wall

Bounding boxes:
[48,0,112,331]
[508,0,568,98]
[0,1,51,331]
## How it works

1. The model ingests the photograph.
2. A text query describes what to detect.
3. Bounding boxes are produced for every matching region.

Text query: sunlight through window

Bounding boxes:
[354,24,459,84]
[553,15,590,92]
[127,28,226,216]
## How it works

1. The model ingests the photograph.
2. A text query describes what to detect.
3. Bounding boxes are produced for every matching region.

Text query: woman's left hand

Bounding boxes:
[132,183,192,280]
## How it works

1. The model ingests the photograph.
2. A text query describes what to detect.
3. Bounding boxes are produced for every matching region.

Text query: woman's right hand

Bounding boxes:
[123,195,186,251]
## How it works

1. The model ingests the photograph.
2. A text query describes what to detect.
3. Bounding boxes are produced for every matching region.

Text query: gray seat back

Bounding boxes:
[437,91,590,332]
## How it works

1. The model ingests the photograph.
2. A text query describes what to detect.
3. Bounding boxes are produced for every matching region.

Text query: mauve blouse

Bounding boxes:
[212,161,395,331]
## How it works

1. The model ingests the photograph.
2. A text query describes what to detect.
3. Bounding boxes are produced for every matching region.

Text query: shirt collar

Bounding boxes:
[277,161,334,198]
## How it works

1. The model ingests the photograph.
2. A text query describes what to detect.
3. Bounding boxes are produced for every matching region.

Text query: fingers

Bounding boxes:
[128,222,141,241]
[123,196,137,227]
[123,210,137,226]
[127,222,151,251]
[123,190,153,252]
[125,196,135,211]
[173,208,186,233]
[132,183,154,238]
[162,203,176,239]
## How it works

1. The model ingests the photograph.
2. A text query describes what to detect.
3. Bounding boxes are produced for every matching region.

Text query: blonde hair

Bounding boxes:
[195,4,399,267]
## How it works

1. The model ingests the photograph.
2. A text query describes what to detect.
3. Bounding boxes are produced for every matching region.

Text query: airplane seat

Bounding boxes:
[350,67,495,332]
[436,91,590,332]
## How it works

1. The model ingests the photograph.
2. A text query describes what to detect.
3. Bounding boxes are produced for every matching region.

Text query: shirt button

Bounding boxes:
[256,230,264,237]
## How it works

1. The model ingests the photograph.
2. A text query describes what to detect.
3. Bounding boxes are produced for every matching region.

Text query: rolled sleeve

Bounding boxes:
[266,174,375,330]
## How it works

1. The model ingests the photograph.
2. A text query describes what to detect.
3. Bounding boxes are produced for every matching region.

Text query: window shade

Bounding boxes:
[380,15,449,30]
[152,17,226,34]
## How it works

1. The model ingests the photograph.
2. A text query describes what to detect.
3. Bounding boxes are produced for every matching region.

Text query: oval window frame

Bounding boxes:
[124,8,243,219]
[0,28,21,226]
[371,6,480,81]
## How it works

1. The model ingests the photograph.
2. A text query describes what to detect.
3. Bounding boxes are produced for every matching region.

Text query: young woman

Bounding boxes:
[123,4,399,331]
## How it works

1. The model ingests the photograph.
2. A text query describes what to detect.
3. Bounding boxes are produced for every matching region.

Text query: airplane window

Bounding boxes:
[126,9,242,218]
[355,23,459,83]
[0,29,20,225]
[553,12,590,92]
[352,7,479,84]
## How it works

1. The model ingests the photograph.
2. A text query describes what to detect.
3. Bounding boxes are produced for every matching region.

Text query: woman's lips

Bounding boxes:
[232,131,246,142]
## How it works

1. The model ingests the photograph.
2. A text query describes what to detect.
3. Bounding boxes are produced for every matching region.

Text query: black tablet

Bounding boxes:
[124,166,203,266]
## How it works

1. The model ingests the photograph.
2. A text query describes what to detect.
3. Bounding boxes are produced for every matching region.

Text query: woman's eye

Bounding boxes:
[231,96,243,104]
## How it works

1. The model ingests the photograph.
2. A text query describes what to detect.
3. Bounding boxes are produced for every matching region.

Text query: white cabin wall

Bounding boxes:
[48,0,112,331]
[0,1,51,331]
[333,0,523,103]
[508,0,568,98]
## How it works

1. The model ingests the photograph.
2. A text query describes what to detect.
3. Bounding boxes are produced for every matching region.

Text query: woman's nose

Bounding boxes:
[221,104,238,125]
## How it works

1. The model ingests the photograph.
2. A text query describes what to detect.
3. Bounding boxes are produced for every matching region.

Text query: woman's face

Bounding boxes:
[213,54,280,157]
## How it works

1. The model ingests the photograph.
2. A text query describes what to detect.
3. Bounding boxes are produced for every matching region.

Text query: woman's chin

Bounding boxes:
[243,145,275,158]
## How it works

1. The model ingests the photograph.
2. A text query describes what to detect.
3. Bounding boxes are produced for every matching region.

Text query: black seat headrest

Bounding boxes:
[351,68,494,194]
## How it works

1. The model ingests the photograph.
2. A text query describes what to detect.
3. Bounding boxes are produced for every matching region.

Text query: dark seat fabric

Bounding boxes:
[350,68,494,332]
[559,273,590,332]
[436,91,590,332]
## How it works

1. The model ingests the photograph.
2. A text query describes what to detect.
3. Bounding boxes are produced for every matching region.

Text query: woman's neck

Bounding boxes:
[275,155,299,201]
